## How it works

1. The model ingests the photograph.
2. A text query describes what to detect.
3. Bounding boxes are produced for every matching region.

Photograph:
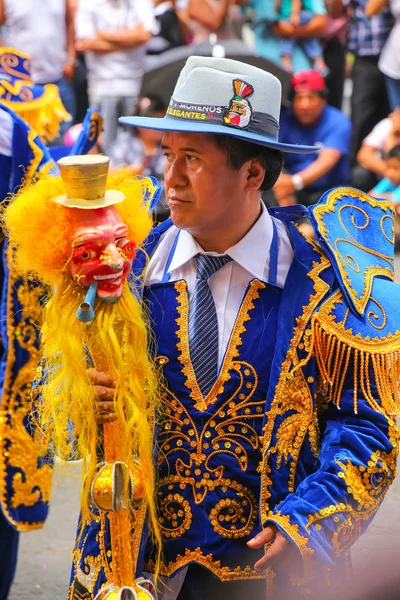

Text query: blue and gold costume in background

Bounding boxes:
[0,98,102,598]
[43,188,400,599]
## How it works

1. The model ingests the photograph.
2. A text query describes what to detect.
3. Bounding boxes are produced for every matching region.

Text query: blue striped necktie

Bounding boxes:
[188,254,232,396]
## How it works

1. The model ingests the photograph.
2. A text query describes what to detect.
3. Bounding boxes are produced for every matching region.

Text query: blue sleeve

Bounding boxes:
[265,356,398,579]
[372,177,394,195]
[309,0,327,14]
[322,111,351,155]
[391,185,400,202]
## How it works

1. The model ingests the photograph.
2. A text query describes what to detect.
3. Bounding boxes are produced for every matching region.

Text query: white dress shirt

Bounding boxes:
[146,204,294,367]
[0,109,13,157]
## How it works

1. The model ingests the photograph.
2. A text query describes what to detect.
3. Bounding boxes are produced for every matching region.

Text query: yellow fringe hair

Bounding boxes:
[3,172,161,565]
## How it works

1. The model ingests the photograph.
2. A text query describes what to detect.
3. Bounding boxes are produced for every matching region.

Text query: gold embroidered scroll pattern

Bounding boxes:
[156,357,264,539]
[313,289,400,417]
[5,406,51,509]
[158,492,192,539]
[174,279,266,411]
[306,444,398,556]
[0,272,51,529]
[313,188,394,314]
[260,240,331,518]
[209,483,258,539]
[157,360,264,483]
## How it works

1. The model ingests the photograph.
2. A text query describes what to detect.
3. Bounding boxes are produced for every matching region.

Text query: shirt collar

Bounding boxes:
[168,203,274,280]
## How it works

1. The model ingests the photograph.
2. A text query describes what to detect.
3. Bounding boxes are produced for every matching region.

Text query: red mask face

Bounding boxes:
[68,206,135,304]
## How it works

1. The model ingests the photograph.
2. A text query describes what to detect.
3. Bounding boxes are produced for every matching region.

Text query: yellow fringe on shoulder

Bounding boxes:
[305,317,400,418]
[1,84,71,142]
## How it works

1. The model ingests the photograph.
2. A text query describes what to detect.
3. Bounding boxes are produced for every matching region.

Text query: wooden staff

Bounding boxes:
[77,283,156,600]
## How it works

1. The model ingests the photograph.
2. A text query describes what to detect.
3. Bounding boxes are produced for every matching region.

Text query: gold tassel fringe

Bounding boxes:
[312,320,400,417]
[2,84,71,142]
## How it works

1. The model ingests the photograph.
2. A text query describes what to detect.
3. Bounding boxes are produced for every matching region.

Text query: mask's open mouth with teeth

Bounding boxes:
[93,272,122,281]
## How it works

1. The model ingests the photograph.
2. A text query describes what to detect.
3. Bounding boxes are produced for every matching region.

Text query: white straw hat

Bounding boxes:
[120,56,318,154]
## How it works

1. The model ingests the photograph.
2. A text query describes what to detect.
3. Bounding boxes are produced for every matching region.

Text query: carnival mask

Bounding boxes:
[68,206,135,304]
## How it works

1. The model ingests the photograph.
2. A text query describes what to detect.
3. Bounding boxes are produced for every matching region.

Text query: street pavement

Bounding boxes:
[8,256,400,600]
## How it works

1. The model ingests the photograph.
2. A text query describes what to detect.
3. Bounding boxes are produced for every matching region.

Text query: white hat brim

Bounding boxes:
[53,190,125,209]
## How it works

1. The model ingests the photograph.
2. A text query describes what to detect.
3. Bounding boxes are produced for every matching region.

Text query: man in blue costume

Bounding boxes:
[0,47,102,600]
[58,56,399,599]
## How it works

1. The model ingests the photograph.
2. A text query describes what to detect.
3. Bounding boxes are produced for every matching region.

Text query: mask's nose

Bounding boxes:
[101,244,124,271]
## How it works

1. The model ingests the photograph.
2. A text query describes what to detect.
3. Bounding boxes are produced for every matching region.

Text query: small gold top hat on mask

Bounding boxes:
[54,154,125,209]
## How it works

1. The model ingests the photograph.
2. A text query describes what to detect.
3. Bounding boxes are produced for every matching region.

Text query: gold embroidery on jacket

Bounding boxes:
[69,512,113,598]
[0,268,51,530]
[312,188,394,314]
[144,547,264,581]
[151,280,268,576]
[156,356,263,542]
[306,442,398,556]
[209,484,257,539]
[158,492,192,538]
[157,358,264,490]
[174,279,265,411]
[265,510,315,568]
[260,239,331,521]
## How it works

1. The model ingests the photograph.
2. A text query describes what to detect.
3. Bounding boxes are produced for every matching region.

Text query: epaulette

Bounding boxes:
[308,187,400,416]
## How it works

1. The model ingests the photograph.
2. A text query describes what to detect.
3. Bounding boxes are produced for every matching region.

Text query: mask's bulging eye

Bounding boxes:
[72,243,101,264]
[118,239,136,260]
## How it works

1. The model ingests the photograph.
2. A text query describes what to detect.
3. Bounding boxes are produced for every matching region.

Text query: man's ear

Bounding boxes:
[244,157,265,192]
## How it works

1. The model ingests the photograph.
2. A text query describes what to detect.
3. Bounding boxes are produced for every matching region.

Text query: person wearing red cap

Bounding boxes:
[273,69,351,206]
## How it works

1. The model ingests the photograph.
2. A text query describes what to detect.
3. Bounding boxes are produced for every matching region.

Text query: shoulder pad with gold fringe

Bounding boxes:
[308,187,400,416]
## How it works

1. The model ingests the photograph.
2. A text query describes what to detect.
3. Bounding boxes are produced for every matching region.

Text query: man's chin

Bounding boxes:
[169,206,194,231]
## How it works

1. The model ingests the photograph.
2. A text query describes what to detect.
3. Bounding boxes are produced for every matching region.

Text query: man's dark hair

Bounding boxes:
[387,144,400,160]
[212,134,283,191]
[137,96,166,118]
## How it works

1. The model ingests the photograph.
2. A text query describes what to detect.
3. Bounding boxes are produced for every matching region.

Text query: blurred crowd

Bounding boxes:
[0,0,399,221]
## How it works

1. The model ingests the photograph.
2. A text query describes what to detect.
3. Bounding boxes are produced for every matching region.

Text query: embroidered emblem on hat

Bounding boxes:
[223,79,254,130]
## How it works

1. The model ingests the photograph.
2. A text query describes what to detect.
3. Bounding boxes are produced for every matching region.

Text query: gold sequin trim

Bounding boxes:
[312,188,394,314]
[306,441,399,556]
[0,266,51,531]
[174,279,266,411]
[311,289,400,417]
[260,239,331,512]
[265,510,315,583]
[144,546,264,581]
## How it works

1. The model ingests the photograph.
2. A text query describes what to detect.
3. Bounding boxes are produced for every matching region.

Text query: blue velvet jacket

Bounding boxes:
[0,107,102,531]
[43,188,400,599]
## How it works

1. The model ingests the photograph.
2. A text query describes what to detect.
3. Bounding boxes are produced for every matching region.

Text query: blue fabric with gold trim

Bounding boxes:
[0,105,103,532]
[0,48,50,105]
[0,103,58,196]
[0,47,70,143]
[0,50,54,106]
[47,108,103,162]
[259,188,400,595]
[35,187,400,598]
[144,188,398,597]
